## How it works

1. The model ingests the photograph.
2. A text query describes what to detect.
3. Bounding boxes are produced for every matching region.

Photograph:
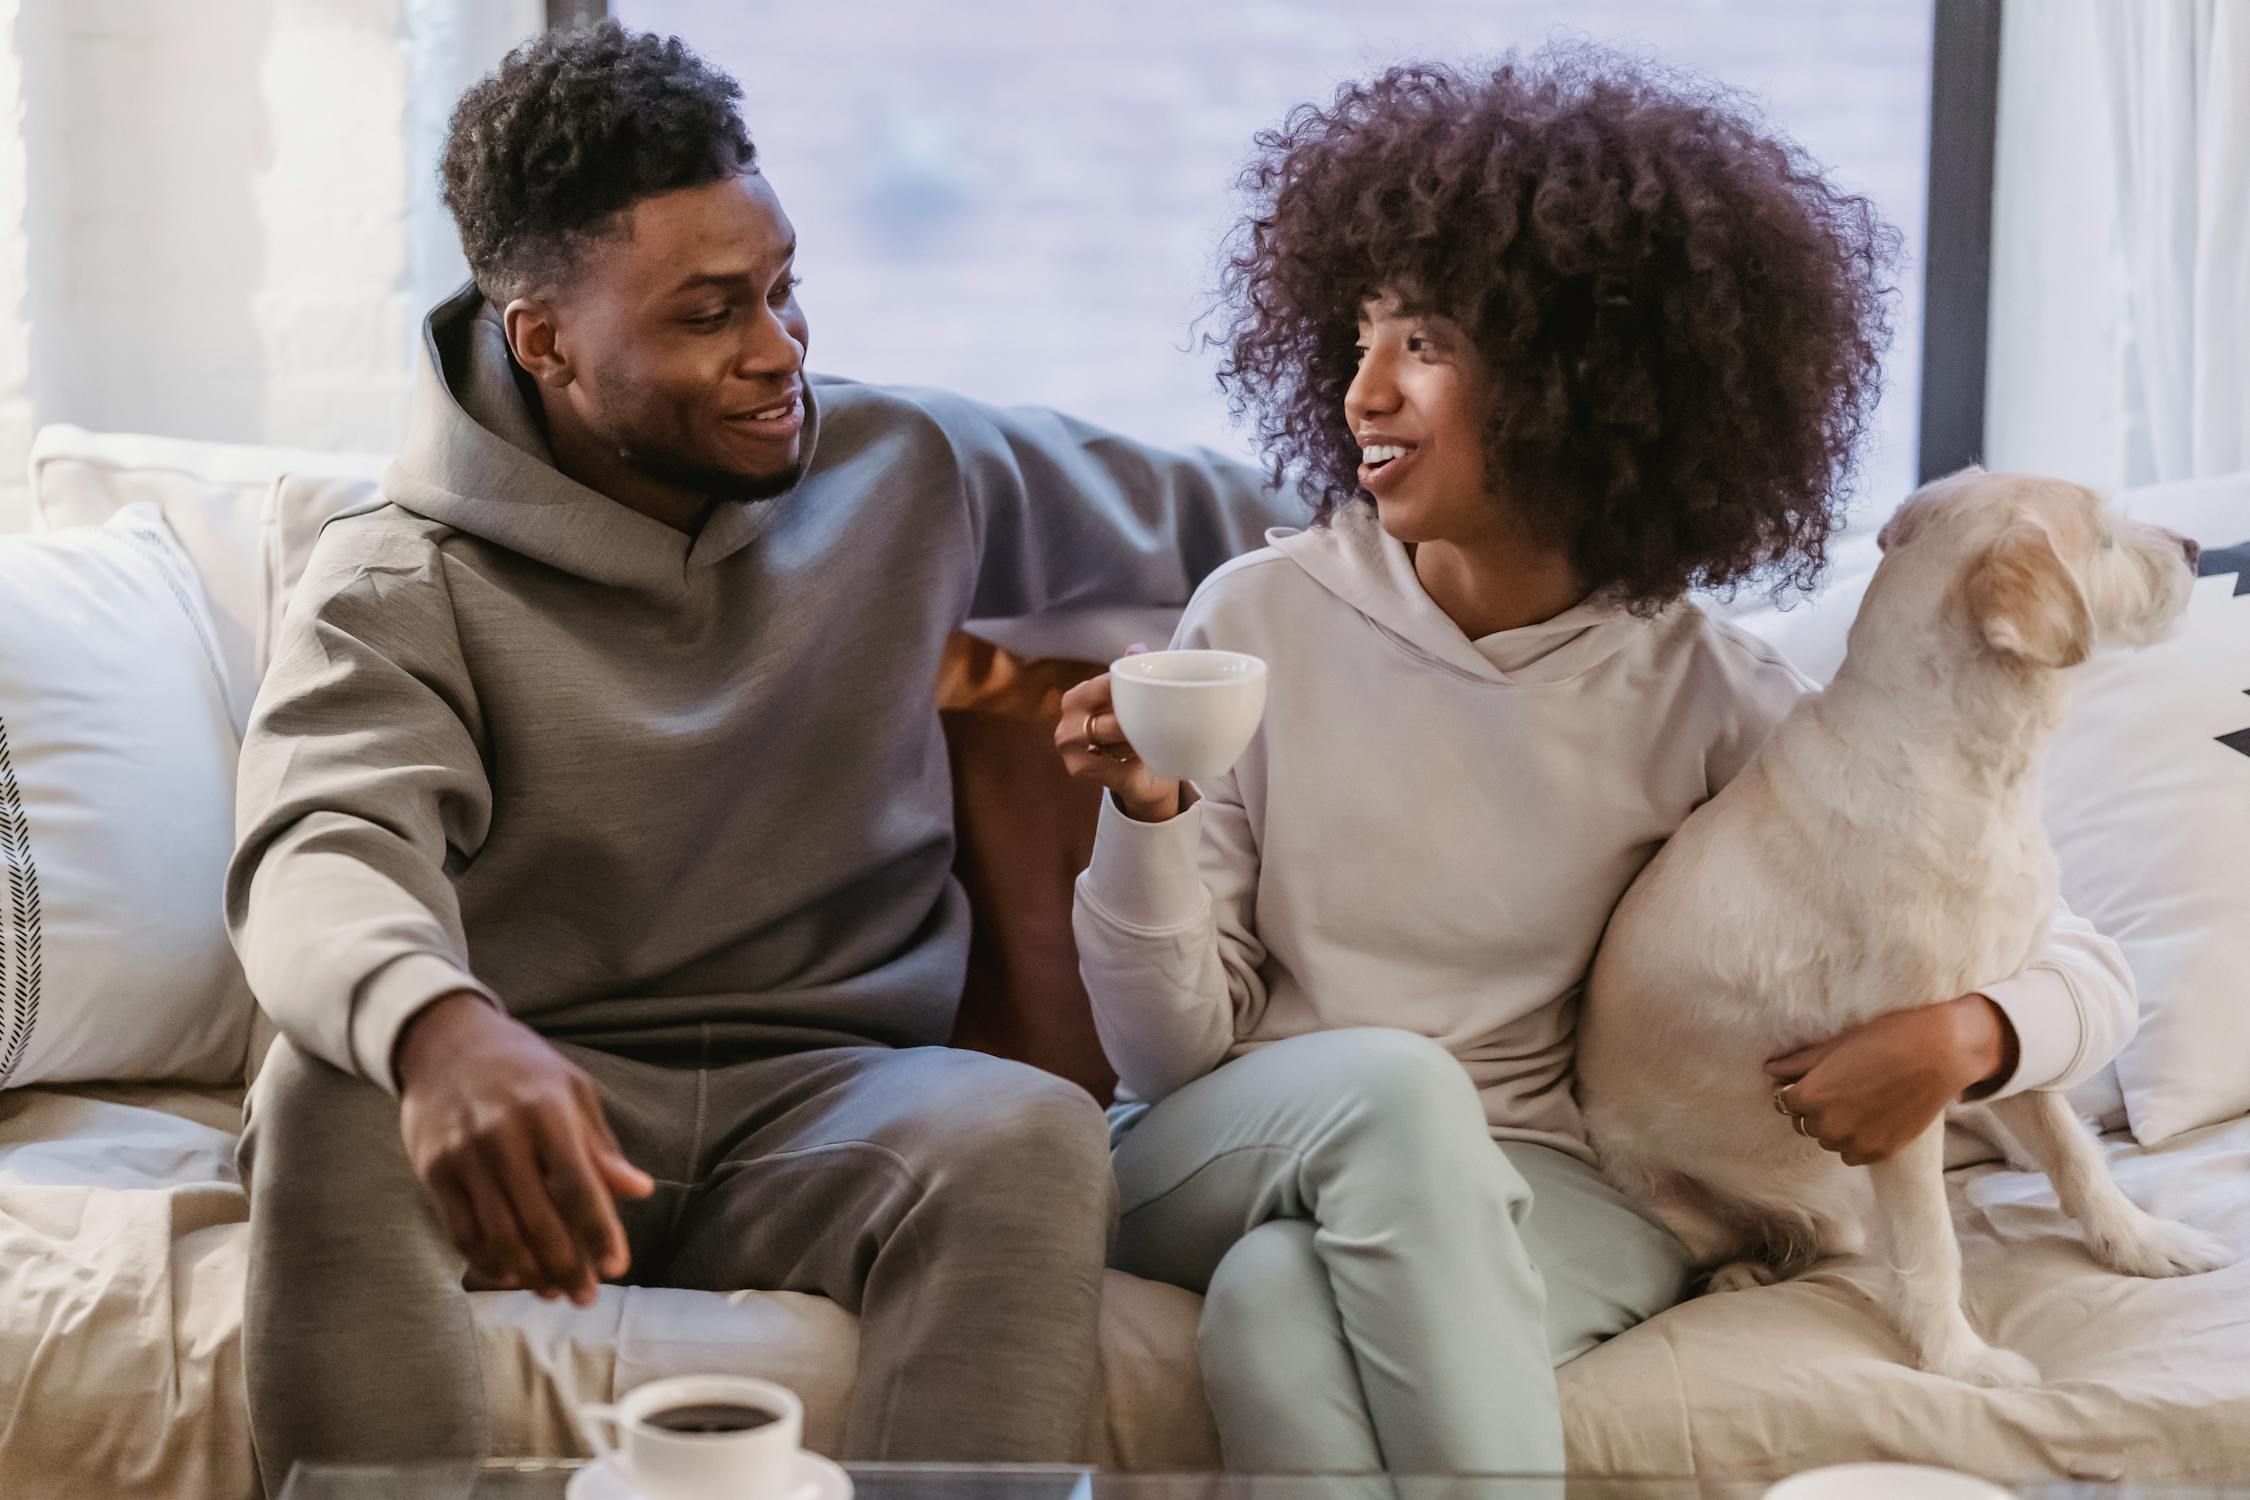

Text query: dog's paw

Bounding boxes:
[1927,1341,2041,1389]
[1705,1260,1779,1295]
[2091,1217,2237,1279]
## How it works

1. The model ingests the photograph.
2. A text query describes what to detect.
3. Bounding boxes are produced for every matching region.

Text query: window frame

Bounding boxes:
[1917,0,2004,483]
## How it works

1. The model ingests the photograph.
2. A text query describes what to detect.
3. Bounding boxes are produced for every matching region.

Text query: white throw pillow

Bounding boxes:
[0,506,254,1086]
[2044,555,2250,1143]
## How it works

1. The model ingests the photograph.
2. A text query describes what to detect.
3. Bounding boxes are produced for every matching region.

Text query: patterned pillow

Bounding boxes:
[0,506,255,1086]
[2202,541,2250,761]
[2042,541,2250,1142]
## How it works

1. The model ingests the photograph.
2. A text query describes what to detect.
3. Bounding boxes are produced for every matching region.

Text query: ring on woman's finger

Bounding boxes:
[1081,709,1100,755]
[1771,1084,1793,1117]
[1793,1113,1815,1139]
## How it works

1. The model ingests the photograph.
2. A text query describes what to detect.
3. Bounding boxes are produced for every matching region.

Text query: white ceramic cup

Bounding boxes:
[578,1375,805,1500]
[1108,649,1269,781]
[1764,1464,2013,1500]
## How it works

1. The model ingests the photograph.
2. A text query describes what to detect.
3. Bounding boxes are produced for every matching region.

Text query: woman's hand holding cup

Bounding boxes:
[1056,647,1184,823]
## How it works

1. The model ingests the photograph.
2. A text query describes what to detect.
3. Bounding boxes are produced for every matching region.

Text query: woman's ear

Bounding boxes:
[504,298,574,388]
[1963,517,2093,669]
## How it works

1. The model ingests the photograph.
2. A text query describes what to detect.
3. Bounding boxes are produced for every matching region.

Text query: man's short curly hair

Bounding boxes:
[1214,48,1899,609]
[441,21,756,302]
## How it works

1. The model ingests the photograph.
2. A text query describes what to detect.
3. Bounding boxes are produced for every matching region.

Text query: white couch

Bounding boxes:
[4,427,2249,1498]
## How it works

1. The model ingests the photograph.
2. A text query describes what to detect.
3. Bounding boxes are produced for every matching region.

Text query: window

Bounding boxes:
[612,0,1937,520]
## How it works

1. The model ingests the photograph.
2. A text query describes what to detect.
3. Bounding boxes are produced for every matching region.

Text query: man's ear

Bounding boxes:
[1964,517,2093,669]
[503,298,573,388]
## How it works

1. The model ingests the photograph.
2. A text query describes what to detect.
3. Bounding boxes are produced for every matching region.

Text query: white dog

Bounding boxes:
[1578,468,2233,1387]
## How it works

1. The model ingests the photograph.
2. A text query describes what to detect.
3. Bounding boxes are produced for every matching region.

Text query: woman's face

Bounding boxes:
[1344,291,1495,545]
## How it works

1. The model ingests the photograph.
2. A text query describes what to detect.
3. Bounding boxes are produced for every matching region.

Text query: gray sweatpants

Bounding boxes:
[238,1035,1115,1495]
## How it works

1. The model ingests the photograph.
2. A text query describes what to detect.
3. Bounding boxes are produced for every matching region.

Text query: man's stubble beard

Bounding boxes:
[617,439,805,504]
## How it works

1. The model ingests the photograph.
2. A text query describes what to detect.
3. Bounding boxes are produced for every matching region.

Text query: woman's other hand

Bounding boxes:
[1055,647,1186,823]
[1765,994,2019,1165]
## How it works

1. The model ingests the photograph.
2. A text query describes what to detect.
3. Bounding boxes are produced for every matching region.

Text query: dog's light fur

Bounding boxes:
[1578,469,2233,1388]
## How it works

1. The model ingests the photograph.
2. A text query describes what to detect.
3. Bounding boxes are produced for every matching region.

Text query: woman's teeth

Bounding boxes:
[1362,444,1408,467]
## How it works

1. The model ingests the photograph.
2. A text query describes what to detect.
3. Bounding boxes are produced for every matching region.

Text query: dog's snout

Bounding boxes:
[2180,534,2202,570]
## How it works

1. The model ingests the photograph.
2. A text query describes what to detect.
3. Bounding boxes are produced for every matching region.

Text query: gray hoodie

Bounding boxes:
[227,284,1289,1092]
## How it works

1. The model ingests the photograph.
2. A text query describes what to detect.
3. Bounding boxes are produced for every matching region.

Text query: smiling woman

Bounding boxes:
[1219,55,1897,611]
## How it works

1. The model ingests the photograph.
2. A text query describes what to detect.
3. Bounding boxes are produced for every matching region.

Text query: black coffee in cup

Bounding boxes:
[644,1401,782,1436]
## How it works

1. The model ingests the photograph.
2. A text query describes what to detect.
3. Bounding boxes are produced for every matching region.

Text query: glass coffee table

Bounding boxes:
[278,1463,2246,1500]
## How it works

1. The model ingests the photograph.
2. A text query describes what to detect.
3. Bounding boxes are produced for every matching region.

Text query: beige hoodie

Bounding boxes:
[1074,503,2135,1160]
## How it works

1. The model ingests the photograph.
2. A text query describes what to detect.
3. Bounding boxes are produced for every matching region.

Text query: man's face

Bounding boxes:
[544,172,810,501]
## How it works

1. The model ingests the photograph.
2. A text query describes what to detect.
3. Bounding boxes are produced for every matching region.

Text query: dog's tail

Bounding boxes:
[1659,1169,1833,1280]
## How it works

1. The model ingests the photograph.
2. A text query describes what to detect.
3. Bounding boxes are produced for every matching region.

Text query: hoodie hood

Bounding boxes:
[1268,501,1654,685]
[382,282,819,592]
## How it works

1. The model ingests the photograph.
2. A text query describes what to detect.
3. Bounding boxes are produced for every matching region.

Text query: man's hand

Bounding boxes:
[395,992,655,1305]
[1766,994,2020,1166]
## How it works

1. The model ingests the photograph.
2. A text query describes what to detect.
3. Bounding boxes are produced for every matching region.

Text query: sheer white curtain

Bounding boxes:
[1987,0,2250,491]
[0,0,539,537]
[2099,0,2250,484]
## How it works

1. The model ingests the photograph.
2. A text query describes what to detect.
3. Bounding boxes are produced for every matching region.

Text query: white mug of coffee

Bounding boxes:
[1108,649,1269,782]
[578,1375,805,1500]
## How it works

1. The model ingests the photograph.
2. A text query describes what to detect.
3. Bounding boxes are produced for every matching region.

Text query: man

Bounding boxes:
[227,21,1286,1491]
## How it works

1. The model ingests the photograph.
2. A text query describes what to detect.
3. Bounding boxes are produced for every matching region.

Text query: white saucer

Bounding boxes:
[1764,1465,2012,1500]
[566,1448,850,1500]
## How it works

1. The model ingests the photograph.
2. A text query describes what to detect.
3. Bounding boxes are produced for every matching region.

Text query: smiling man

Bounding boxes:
[224,22,1287,1492]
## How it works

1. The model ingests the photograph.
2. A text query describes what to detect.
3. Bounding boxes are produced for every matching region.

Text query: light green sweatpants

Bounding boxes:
[1109,1027,1690,1474]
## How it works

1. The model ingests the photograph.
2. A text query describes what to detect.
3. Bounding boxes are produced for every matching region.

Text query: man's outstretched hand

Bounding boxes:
[1766,993,2020,1166]
[395,992,655,1306]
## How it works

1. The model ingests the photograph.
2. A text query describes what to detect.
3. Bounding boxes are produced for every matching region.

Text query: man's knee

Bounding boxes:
[239,1038,411,1199]
[906,1052,1114,1217]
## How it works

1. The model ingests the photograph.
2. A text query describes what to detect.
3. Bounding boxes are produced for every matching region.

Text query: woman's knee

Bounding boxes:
[1199,1219,1329,1356]
[1268,1028,1492,1147]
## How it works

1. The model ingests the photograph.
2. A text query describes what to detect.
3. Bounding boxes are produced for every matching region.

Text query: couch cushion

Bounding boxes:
[1556,1113,2250,1481]
[937,633,1115,1099]
[28,426,386,733]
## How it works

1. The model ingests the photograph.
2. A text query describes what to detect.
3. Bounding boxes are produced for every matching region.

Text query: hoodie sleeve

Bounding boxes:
[1070,593,1273,1102]
[226,546,498,1093]
[1701,623,2137,1101]
[1073,773,1268,1105]
[927,393,1295,619]
[1972,906,2137,1098]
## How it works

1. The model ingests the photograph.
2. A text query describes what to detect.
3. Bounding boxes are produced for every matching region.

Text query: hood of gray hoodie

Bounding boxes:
[1267,501,1657,686]
[382,282,813,592]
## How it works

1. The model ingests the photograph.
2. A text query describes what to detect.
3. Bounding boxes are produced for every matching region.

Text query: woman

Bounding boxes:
[1055,49,2138,1473]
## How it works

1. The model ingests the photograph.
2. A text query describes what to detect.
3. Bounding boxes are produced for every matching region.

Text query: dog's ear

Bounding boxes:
[1965,518,2093,669]
[1877,501,1921,554]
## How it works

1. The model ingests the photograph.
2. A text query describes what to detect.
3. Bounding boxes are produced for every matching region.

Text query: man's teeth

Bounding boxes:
[1362,444,1408,465]
[749,398,795,419]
